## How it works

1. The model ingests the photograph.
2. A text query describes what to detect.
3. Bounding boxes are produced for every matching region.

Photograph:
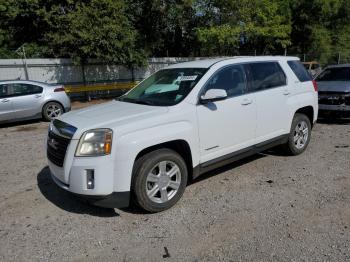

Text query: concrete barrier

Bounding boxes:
[0,57,205,85]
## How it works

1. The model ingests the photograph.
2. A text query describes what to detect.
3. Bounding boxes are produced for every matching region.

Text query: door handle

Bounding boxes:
[283,90,290,95]
[35,94,42,98]
[1,99,10,103]
[241,98,253,105]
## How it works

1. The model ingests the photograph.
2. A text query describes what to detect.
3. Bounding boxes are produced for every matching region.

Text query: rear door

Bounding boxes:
[245,62,290,144]
[0,84,15,122]
[9,83,44,119]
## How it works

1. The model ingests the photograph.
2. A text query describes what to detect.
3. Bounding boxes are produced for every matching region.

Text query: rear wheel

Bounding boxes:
[131,149,188,213]
[283,113,311,155]
[43,102,63,121]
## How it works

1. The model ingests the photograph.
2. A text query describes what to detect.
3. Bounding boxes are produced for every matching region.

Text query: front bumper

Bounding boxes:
[319,104,350,112]
[50,168,130,208]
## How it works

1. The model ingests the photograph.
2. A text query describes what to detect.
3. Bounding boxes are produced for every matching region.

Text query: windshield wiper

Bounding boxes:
[133,99,155,105]
[117,97,155,106]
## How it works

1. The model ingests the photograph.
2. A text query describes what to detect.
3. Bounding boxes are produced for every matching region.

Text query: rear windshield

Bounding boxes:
[287,60,312,82]
[316,67,350,81]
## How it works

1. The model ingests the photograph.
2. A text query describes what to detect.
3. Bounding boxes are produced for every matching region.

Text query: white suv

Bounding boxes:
[47,57,318,212]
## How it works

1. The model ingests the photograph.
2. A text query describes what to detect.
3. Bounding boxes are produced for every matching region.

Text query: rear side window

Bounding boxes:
[247,62,286,92]
[287,60,312,82]
[10,84,43,96]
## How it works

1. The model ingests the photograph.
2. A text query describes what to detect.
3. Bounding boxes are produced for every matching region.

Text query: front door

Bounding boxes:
[0,84,15,122]
[197,64,257,163]
[9,83,44,119]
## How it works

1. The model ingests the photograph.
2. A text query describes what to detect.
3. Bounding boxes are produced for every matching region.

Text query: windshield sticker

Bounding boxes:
[177,75,198,81]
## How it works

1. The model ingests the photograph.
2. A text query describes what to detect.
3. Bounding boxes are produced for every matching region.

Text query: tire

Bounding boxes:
[283,113,312,155]
[43,102,64,121]
[131,148,188,213]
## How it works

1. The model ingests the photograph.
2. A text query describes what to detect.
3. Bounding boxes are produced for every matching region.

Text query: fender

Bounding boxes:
[112,120,199,192]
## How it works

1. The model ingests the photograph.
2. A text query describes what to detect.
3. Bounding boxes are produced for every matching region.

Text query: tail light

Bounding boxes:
[54,87,65,92]
[312,80,318,92]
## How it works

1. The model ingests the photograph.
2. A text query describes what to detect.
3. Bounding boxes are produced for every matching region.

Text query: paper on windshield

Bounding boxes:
[176,75,198,81]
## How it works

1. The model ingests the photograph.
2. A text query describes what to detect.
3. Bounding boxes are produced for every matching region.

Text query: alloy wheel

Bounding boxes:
[146,160,181,204]
[293,120,309,149]
[46,104,62,119]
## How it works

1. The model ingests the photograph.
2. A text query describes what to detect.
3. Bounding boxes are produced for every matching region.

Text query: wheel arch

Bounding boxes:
[134,139,194,181]
[294,106,314,127]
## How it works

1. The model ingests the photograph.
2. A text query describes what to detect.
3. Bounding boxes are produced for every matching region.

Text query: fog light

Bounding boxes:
[86,169,94,189]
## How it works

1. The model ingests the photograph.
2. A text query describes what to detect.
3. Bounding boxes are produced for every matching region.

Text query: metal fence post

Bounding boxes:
[81,63,90,101]
[22,46,29,80]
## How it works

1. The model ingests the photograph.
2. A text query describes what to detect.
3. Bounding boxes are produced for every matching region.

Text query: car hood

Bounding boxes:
[317,81,350,93]
[58,100,169,137]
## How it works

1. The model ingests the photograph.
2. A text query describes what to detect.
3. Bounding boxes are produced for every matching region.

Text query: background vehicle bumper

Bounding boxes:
[319,104,350,112]
[319,104,350,118]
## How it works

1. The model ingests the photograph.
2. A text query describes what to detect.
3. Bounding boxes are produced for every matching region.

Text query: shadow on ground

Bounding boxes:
[317,117,350,125]
[37,166,119,217]
[0,119,43,128]
[189,153,267,185]
[37,150,279,215]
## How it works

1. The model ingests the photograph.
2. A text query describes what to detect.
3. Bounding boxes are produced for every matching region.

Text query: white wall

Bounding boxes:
[0,57,204,84]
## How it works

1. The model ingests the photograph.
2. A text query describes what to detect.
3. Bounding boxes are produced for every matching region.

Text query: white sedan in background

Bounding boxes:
[0,80,71,124]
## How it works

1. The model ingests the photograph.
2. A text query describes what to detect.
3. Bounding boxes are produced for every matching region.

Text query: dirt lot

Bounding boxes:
[0,102,349,261]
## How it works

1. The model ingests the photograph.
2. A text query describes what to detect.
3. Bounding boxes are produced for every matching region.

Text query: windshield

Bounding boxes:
[316,67,350,81]
[118,68,207,106]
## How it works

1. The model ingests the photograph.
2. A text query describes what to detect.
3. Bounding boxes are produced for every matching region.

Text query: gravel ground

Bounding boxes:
[0,103,349,261]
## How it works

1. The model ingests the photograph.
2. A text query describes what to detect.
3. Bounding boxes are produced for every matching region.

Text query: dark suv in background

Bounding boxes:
[316,64,350,118]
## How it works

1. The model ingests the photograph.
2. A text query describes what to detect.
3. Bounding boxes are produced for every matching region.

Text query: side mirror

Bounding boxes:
[200,89,227,104]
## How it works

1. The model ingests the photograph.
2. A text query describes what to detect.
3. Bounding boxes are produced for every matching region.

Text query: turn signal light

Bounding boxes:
[104,132,112,154]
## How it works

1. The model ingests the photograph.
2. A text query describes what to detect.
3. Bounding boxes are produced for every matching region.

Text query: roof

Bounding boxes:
[166,56,300,69]
[0,80,54,86]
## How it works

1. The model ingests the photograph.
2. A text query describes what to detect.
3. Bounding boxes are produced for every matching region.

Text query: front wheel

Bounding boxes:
[283,113,312,155]
[131,149,188,213]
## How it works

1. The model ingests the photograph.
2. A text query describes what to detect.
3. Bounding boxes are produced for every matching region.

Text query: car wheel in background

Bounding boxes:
[43,102,64,121]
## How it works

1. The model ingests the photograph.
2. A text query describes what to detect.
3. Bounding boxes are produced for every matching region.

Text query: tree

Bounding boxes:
[44,0,145,66]
[0,0,145,66]
[290,0,350,64]
[195,0,292,56]
[128,0,200,57]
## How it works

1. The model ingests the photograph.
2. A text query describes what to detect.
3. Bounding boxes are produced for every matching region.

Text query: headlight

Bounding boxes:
[76,129,113,156]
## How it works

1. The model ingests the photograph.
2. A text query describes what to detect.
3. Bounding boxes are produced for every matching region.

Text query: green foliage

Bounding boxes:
[0,0,350,65]
[196,0,291,55]
[0,0,145,66]
[290,0,350,64]
[45,0,145,66]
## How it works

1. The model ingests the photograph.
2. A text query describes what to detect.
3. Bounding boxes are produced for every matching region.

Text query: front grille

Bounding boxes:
[47,131,71,167]
[318,92,350,105]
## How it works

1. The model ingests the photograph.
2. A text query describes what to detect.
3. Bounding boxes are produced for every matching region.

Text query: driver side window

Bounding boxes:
[204,65,247,98]
[0,84,10,99]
